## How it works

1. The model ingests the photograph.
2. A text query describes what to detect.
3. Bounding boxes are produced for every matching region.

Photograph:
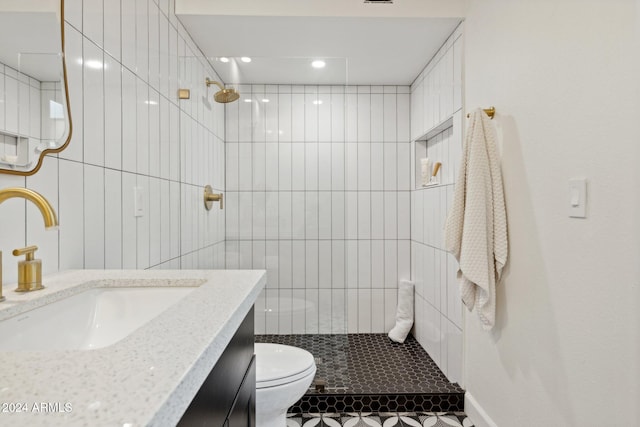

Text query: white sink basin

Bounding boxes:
[0,287,197,351]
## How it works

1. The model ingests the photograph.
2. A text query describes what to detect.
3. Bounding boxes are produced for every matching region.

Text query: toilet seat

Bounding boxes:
[255,343,316,389]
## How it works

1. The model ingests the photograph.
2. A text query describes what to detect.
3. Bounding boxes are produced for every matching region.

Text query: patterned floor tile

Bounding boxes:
[286,413,474,427]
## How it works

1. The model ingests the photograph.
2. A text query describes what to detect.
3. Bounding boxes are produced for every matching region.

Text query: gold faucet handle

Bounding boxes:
[13,245,38,261]
[13,245,43,292]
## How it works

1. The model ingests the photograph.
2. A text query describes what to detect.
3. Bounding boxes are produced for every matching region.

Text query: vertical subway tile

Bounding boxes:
[371,240,384,288]
[291,93,304,141]
[318,143,332,191]
[278,142,292,191]
[305,240,319,289]
[331,240,346,289]
[357,93,370,142]
[370,142,384,191]
[318,289,332,334]
[83,0,103,47]
[291,191,305,240]
[160,179,170,263]
[292,240,306,289]
[304,93,319,142]
[305,142,319,191]
[136,79,149,175]
[279,240,292,288]
[357,142,370,191]
[305,288,319,334]
[305,192,319,239]
[104,56,122,170]
[278,289,293,334]
[357,192,370,239]
[357,289,372,333]
[371,289,385,333]
[252,143,266,191]
[383,93,397,142]
[318,191,332,239]
[291,143,305,191]
[59,159,84,269]
[318,241,332,289]
[331,191,345,239]
[148,91,160,177]
[136,175,150,269]
[149,177,161,267]
[83,165,104,268]
[82,39,105,165]
[135,0,149,80]
[370,93,384,142]
[65,0,83,31]
[370,192,384,239]
[61,24,83,162]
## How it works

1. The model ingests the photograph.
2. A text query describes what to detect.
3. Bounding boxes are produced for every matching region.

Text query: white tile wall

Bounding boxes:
[226,85,411,334]
[410,24,464,385]
[0,0,225,284]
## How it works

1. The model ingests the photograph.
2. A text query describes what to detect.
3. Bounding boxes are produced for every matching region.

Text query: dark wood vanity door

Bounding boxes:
[178,307,255,427]
[227,356,256,427]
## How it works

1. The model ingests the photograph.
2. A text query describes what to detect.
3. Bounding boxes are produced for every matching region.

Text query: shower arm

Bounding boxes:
[205,78,225,91]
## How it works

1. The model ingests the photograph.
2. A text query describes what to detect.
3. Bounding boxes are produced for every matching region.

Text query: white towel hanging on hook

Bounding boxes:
[444,108,508,330]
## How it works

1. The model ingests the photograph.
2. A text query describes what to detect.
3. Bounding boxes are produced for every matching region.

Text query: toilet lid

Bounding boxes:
[255,343,316,388]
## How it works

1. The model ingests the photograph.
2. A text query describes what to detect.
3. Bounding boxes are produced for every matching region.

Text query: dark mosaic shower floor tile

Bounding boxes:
[256,334,465,413]
[285,412,474,427]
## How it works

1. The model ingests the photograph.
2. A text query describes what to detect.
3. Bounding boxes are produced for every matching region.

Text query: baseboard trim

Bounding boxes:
[465,392,498,427]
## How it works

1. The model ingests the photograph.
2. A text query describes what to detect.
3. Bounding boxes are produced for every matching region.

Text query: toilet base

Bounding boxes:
[255,370,315,427]
[256,409,288,427]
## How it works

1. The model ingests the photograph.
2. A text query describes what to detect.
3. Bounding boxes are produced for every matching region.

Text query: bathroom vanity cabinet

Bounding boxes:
[178,307,256,427]
[0,270,266,427]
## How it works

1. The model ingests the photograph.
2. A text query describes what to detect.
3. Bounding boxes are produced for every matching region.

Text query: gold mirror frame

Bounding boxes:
[1,0,72,176]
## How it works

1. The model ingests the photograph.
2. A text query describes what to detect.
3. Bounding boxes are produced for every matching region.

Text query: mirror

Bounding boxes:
[0,0,71,175]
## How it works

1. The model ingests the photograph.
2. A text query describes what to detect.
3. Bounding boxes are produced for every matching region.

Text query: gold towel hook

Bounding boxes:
[467,106,495,119]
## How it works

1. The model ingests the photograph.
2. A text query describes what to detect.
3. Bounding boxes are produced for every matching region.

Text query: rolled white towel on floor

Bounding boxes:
[388,281,415,343]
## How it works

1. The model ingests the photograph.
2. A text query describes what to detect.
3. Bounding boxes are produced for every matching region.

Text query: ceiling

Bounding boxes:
[176,1,464,85]
[0,9,62,82]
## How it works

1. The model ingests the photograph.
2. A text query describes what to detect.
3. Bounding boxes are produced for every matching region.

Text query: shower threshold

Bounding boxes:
[255,333,464,413]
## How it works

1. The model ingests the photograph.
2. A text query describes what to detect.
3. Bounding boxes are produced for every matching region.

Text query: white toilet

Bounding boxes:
[255,343,316,427]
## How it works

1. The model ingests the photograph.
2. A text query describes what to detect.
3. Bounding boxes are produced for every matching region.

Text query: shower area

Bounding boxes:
[219,46,464,412]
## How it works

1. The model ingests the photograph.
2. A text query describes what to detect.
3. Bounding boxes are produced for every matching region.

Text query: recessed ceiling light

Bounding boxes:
[261,98,270,103]
[219,57,230,63]
[241,57,252,63]
[311,60,326,69]
[313,100,323,105]
[244,99,252,103]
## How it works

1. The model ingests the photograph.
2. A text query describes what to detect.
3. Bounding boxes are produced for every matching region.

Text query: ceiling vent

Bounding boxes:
[364,0,393,4]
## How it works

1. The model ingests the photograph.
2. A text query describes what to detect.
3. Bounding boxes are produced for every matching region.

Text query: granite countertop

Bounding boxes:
[0,269,266,427]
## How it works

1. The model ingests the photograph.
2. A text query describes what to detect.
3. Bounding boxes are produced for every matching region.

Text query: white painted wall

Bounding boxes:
[463,0,640,426]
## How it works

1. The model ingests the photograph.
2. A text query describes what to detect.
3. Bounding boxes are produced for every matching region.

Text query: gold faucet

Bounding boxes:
[0,187,58,297]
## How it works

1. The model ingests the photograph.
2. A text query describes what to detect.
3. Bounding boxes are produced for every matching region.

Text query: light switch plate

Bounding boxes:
[568,178,587,218]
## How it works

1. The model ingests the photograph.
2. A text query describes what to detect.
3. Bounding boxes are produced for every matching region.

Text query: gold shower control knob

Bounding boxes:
[204,185,223,210]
